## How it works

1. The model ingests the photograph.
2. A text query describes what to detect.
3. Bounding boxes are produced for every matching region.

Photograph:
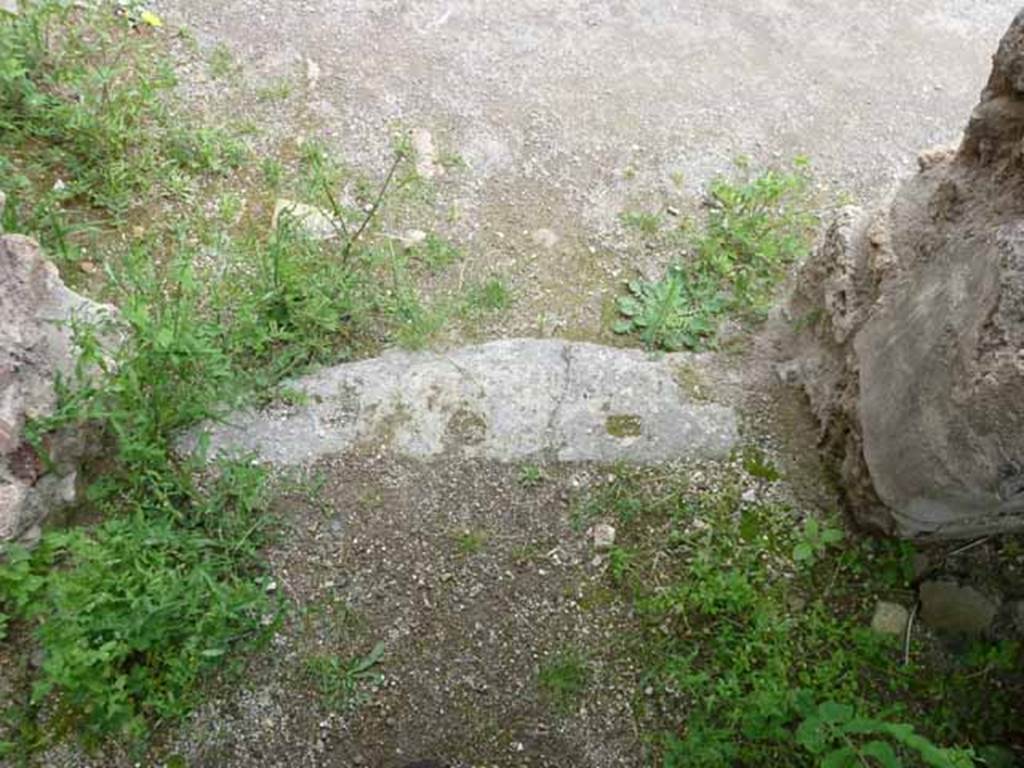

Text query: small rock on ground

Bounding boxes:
[919,580,999,636]
[590,523,616,551]
[870,600,909,636]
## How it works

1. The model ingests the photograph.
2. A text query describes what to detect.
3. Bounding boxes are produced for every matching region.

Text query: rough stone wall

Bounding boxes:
[788,10,1024,539]
[0,234,112,545]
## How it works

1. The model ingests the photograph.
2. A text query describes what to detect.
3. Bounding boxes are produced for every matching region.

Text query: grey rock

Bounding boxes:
[411,128,441,179]
[590,523,616,551]
[870,601,909,636]
[530,228,559,250]
[0,235,116,543]
[271,199,339,240]
[788,12,1024,539]
[183,339,738,466]
[397,228,428,250]
[919,580,998,636]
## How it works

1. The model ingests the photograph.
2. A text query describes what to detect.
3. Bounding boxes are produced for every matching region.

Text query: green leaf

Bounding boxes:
[793,542,813,561]
[822,527,844,545]
[350,641,385,674]
[795,715,827,754]
[155,326,175,349]
[611,320,634,334]
[817,701,853,724]
[617,297,643,317]
[862,740,902,768]
[822,746,859,768]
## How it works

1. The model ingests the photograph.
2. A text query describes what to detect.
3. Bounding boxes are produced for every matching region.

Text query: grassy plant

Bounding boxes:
[0,460,277,749]
[418,232,460,272]
[255,77,292,103]
[0,1,243,226]
[206,42,238,80]
[614,160,815,350]
[620,210,661,236]
[305,642,385,712]
[462,276,512,314]
[792,517,844,564]
[795,700,976,768]
[538,648,589,712]
[518,464,546,488]
[454,529,487,556]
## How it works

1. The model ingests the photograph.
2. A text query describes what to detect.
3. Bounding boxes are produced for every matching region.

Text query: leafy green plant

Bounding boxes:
[793,518,844,564]
[305,642,386,712]
[795,700,976,768]
[614,161,815,350]
[607,546,635,584]
[0,0,242,223]
[0,460,277,744]
[462,276,512,314]
[518,464,546,488]
[742,445,781,481]
[0,2,459,754]
[614,263,722,350]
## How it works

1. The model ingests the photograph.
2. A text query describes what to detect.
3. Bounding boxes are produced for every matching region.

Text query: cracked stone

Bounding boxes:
[183,339,738,466]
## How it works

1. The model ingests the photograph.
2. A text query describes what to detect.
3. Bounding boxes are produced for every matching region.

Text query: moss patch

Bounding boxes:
[605,414,643,438]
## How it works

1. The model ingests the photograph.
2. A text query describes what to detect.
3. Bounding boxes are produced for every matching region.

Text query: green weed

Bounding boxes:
[462,276,512,314]
[256,77,293,103]
[0,460,277,748]
[792,517,844,564]
[538,648,589,712]
[518,464,546,488]
[0,1,240,224]
[454,529,487,556]
[620,210,661,236]
[305,642,385,712]
[795,700,976,768]
[614,160,815,350]
[207,42,238,80]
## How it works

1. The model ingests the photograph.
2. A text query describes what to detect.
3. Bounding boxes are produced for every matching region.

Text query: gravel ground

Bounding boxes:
[155,0,1019,338]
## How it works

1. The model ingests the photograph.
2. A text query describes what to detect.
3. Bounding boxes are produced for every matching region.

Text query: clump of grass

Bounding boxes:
[614,159,815,350]
[454,529,487,556]
[0,461,277,748]
[0,0,244,230]
[538,648,589,712]
[518,464,546,488]
[620,210,661,236]
[463,276,512,313]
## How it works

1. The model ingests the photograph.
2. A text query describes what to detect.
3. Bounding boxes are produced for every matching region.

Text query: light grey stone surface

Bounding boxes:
[186,339,737,466]
[788,12,1024,539]
[870,601,910,637]
[0,235,115,544]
